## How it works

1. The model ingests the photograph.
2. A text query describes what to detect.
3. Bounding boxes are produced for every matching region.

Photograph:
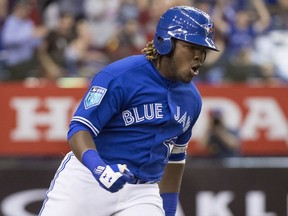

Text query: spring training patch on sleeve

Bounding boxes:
[84,86,107,109]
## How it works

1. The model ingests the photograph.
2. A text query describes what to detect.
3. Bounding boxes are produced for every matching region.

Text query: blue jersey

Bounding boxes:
[68,55,202,182]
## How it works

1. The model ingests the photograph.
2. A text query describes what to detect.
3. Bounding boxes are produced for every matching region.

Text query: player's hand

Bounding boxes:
[81,149,134,193]
[93,164,134,193]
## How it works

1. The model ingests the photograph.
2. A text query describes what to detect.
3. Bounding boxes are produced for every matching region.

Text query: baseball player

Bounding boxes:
[39,6,218,216]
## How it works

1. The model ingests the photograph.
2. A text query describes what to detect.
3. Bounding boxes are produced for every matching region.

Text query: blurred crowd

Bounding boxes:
[0,0,287,84]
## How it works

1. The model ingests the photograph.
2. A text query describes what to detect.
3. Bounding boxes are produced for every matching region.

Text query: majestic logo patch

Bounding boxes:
[84,86,107,109]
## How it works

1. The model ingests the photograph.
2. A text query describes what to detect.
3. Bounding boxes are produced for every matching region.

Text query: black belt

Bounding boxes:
[129,177,158,184]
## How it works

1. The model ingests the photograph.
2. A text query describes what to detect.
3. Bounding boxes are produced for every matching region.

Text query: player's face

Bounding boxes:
[166,40,207,83]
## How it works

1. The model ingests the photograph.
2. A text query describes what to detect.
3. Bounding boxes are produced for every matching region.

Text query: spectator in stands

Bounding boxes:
[41,0,85,30]
[212,0,273,83]
[41,0,60,30]
[252,0,288,83]
[106,18,146,61]
[38,12,76,80]
[117,0,139,24]
[214,0,271,55]
[200,108,241,158]
[83,0,120,49]
[221,46,265,83]
[64,18,110,78]
[1,0,48,81]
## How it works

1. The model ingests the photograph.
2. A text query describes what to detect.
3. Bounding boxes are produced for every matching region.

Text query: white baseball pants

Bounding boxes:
[39,152,165,216]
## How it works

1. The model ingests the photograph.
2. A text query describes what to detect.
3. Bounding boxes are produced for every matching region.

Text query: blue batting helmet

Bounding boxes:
[154,6,219,55]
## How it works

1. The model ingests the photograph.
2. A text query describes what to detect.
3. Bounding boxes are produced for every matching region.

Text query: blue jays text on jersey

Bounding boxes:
[68,54,202,182]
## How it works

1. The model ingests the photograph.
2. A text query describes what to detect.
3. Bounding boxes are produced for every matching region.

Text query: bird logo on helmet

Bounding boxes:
[203,23,214,36]
[154,6,219,55]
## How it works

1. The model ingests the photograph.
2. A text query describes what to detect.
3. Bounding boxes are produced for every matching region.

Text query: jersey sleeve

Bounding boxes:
[67,71,123,140]
[168,124,192,163]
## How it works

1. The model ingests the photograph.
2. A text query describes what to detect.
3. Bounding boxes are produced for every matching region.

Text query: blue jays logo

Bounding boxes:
[203,23,213,36]
[84,86,107,109]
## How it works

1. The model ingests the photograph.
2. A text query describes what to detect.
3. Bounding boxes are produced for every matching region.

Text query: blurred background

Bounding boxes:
[0,0,287,215]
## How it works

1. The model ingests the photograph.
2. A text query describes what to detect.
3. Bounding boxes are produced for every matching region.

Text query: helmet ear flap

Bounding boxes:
[154,35,174,55]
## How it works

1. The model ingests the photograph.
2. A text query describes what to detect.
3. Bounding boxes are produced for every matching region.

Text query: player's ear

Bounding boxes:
[169,38,176,54]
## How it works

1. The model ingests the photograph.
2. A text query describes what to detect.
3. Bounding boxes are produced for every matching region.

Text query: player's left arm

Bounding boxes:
[159,161,185,216]
[159,121,196,215]
[159,162,185,192]
[159,140,187,216]
[161,92,202,215]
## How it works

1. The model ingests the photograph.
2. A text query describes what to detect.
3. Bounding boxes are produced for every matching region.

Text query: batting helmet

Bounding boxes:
[154,6,219,55]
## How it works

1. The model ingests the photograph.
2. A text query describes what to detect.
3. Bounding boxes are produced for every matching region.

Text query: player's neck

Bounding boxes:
[152,57,177,82]
[152,58,160,71]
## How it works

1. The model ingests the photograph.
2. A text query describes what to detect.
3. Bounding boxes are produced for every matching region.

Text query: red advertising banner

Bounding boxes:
[0,82,287,156]
[189,84,288,156]
[0,81,87,156]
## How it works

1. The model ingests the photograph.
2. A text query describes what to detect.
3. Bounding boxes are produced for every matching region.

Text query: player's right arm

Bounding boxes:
[67,71,134,193]
[69,130,96,161]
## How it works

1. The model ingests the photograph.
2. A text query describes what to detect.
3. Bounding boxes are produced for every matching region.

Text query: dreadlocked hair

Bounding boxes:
[142,40,161,60]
